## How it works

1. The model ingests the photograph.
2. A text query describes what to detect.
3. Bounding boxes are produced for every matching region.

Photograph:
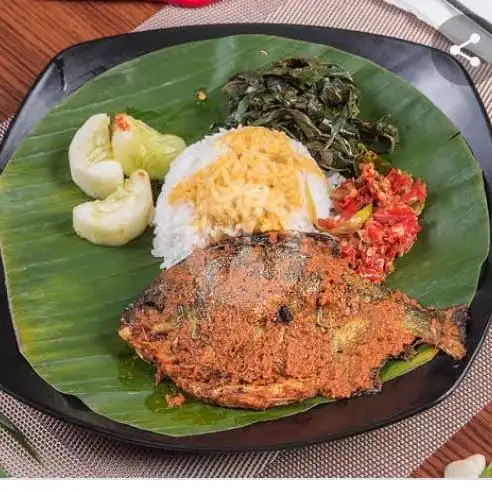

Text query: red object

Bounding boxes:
[167,0,219,7]
[317,162,427,283]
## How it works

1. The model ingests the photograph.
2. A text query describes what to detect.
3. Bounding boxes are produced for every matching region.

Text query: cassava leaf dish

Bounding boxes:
[220,57,399,175]
[0,35,488,437]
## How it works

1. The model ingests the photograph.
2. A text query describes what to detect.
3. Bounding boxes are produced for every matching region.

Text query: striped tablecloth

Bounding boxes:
[0,0,491,478]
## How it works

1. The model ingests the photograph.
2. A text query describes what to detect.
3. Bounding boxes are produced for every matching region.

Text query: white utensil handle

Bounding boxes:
[384,0,492,65]
[384,0,458,28]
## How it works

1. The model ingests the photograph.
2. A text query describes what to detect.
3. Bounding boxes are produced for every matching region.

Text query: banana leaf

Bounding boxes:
[481,464,492,478]
[0,35,488,437]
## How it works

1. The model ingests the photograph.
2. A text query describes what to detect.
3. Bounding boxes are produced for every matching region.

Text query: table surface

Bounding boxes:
[0,0,491,479]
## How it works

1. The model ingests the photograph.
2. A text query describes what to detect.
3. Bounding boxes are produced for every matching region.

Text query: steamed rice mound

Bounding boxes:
[152,127,342,269]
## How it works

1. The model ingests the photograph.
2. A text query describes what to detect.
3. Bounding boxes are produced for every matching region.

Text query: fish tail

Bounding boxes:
[403,303,468,360]
[437,305,468,360]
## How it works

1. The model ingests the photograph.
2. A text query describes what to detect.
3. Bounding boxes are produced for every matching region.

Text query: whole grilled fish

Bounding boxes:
[119,232,467,410]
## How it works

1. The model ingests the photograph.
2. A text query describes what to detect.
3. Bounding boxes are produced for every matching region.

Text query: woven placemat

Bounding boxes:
[0,0,491,478]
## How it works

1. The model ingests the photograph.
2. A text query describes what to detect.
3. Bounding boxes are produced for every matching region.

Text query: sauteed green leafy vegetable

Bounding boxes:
[221,57,399,176]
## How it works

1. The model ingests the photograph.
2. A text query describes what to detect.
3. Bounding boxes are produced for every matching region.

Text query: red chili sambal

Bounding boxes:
[317,161,427,283]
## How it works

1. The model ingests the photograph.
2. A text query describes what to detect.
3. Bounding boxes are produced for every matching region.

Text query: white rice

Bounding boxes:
[152,128,344,269]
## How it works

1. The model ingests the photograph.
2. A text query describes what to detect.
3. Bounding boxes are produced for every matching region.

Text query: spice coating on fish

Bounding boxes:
[119,232,467,410]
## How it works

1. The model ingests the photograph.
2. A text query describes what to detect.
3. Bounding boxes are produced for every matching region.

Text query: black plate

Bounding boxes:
[0,24,491,453]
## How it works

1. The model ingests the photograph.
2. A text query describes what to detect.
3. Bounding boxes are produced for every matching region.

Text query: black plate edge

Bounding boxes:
[0,364,479,454]
[0,23,490,453]
[2,23,491,168]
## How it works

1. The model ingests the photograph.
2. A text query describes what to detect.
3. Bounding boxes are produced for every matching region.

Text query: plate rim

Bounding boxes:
[0,23,491,453]
[2,23,489,167]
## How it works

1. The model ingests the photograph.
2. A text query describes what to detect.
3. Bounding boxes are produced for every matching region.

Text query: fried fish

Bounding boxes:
[119,232,467,410]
